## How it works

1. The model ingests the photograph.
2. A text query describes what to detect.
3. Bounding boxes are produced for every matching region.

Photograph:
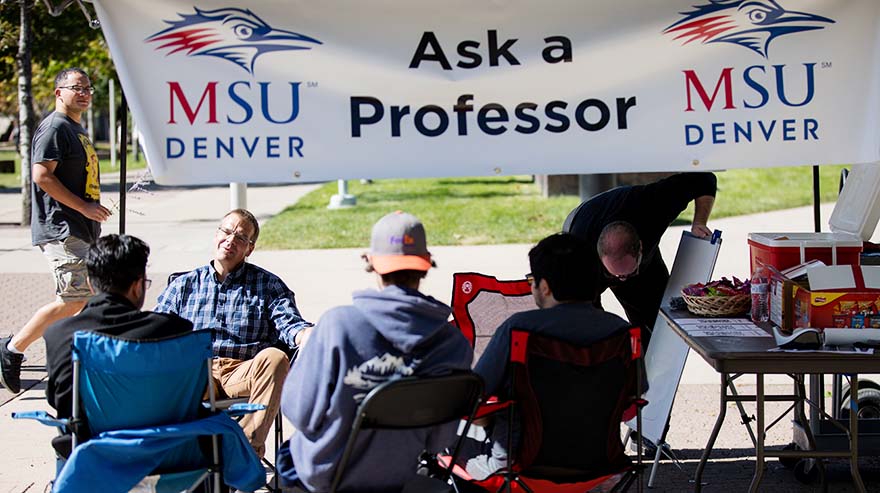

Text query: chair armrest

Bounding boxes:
[12,410,69,429]
[474,397,513,419]
[436,455,474,480]
[621,399,649,422]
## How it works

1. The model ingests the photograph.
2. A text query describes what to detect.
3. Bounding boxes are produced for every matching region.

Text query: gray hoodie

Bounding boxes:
[281,285,473,492]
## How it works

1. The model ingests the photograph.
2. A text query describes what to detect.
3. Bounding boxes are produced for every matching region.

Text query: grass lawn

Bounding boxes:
[260,164,849,250]
[0,144,147,189]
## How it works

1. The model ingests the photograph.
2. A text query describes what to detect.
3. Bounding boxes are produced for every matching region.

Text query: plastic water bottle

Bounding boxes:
[750,264,770,323]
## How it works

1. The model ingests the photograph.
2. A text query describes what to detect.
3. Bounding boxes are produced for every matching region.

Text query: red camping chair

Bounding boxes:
[450,271,640,424]
[454,327,646,493]
[450,272,535,356]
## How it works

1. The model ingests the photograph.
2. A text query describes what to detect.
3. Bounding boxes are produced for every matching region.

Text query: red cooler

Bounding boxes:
[748,164,880,276]
[748,232,862,275]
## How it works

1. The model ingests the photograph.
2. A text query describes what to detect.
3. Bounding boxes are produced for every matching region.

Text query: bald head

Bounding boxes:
[598,221,640,258]
[597,221,642,281]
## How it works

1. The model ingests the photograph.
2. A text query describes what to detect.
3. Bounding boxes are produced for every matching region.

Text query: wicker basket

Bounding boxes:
[681,292,751,317]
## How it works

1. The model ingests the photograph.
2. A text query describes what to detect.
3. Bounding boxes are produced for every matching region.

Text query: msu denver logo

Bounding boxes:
[663,0,834,58]
[146,7,321,75]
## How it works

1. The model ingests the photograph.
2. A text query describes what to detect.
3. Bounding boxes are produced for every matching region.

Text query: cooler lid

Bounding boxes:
[829,163,880,241]
[747,232,862,247]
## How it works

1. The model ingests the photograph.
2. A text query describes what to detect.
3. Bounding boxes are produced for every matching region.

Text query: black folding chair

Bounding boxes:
[325,372,485,493]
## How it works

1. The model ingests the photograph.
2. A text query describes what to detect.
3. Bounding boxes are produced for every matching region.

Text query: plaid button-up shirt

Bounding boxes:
[155,262,311,360]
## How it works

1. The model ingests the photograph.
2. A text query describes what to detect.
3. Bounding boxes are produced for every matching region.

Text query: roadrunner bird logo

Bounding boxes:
[146,7,321,75]
[663,0,834,58]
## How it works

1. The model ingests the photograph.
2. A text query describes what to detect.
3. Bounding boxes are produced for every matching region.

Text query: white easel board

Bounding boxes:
[626,231,722,444]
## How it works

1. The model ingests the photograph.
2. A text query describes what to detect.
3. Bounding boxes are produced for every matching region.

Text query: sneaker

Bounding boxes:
[0,336,23,394]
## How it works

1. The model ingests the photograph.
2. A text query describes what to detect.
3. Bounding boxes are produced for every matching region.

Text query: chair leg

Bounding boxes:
[513,476,534,493]
[262,411,284,492]
[211,433,223,493]
[610,470,638,493]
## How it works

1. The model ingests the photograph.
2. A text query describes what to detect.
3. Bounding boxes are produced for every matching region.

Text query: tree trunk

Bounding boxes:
[17,0,35,227]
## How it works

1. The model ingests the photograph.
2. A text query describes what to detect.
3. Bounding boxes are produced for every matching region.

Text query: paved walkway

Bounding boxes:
[1,173,879,491]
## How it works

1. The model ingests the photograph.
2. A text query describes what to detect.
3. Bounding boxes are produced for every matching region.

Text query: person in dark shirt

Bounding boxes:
[563,172,717,339]
[0,67,111,395]
[465,233,629,479]
[43,234,192,458]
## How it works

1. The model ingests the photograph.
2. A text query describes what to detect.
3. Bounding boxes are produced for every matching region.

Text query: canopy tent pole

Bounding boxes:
[813,165,821,233]
[118,89,127,235]
[109,78,115,169]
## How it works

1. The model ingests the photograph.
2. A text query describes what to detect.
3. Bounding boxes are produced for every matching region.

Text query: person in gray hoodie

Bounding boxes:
[278,211,473,493]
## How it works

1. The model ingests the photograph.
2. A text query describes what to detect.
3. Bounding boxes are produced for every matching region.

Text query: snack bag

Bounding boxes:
[852,314,866,329]
[839,301,857,313]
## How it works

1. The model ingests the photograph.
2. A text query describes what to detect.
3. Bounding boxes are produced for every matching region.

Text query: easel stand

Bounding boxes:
[625,231,722,488]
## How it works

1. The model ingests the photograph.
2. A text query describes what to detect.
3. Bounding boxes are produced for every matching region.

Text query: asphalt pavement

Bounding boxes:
[1,172,879,492]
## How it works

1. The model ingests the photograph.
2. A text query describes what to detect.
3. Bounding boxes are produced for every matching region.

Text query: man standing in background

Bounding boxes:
[1,67,110,394]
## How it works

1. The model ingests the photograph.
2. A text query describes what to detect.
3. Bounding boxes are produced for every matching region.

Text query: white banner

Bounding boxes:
[93,0,880,185]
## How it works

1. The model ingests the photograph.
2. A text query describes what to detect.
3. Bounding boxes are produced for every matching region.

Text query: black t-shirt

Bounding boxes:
[43,292,194,420]
[31,111,101,245]
[563,172,718,266]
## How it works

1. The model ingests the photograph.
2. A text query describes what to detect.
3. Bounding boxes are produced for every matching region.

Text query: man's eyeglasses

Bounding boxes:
[217,227,254,245]
[143,278,152,289]
[603,253,642,282]
[525,273,536,286]
[58,85,95,95]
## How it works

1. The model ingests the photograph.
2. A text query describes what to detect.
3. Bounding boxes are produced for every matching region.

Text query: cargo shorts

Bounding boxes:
[40,236,92,302]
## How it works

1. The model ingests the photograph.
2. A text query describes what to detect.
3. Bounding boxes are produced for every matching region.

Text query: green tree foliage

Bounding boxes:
[0,1,114,116]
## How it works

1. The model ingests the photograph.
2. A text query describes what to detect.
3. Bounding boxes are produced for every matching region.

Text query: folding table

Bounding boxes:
[660,307,877,493]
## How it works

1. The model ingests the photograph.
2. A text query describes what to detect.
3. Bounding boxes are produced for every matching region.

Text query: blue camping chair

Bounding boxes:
[14,330,265,493]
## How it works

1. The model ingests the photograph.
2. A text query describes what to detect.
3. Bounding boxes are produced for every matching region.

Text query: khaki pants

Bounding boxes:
[213,347,289,458]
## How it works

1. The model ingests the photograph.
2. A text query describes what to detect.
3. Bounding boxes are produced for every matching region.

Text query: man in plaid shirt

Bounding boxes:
[156,208,312,457]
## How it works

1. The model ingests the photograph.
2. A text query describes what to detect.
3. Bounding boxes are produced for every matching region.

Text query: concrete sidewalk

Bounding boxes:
[1,175,878,492]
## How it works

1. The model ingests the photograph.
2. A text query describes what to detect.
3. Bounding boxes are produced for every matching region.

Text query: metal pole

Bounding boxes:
[87,107,94,143]
[132,118,139,161]
[327,179,356,209]
[230,182,247,210]
[812,165,821,233]
[109,78,116,169]
[119,90,128,235]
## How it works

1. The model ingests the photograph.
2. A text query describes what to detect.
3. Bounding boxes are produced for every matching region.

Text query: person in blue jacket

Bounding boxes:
[278,211,473,492]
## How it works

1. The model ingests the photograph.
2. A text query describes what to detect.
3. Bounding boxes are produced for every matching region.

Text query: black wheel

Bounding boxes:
[778,442,800,470]
[794,459,819,484]
[840,387,880,419]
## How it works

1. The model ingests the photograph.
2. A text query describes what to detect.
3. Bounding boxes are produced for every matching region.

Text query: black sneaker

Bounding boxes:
[0,336,23,394]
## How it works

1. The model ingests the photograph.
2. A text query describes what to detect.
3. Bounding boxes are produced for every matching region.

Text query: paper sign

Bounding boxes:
[676,319,769,337]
